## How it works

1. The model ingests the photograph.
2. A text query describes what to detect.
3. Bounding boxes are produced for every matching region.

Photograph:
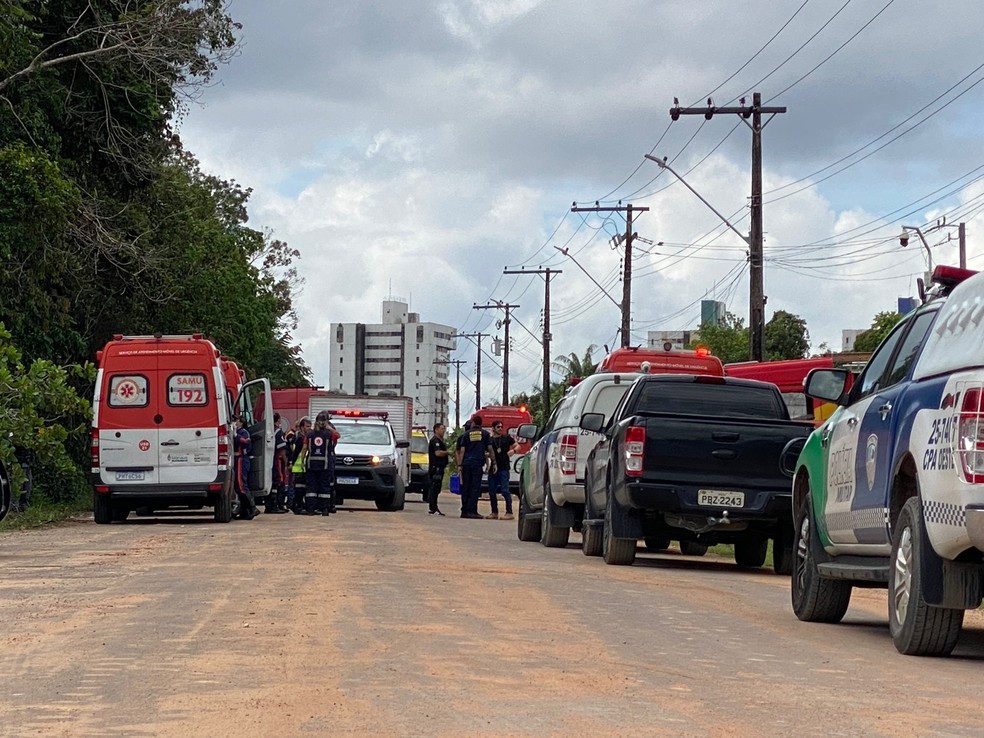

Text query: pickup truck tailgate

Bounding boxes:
[639,415,811,491]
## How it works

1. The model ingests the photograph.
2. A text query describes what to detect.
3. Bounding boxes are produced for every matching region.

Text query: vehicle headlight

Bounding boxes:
[420,463,429,471]
[372,455,393,466]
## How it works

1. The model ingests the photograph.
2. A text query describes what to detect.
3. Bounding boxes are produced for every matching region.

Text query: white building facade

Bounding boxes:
[330,300,456,427]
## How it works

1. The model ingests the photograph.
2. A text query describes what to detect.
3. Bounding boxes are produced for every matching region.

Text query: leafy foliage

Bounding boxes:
[690,312,750,365]
[854,311,904,353]
[0,3,311,508]
[765,310,810,360]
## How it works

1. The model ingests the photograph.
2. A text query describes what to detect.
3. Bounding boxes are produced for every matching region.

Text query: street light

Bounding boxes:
[899,225,933,272]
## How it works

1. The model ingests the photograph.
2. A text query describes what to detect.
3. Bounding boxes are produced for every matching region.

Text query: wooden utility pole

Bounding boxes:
[571,202,649,347]
[669,92,786,361]
[457,332,486,412]
[503,268,561,419]
[473,301,520,404]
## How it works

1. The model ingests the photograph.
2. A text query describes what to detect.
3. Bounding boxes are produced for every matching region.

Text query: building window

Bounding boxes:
[336,325,344,342]
[416,356,419,363]
[417,325,424,343]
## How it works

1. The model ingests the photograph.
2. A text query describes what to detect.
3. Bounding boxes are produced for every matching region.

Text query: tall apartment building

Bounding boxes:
[330,299,456,426]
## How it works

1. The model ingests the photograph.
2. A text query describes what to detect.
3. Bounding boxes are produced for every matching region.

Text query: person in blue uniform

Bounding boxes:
[305,411,340,516]
[232,415,258,520]
[455,414,494,519]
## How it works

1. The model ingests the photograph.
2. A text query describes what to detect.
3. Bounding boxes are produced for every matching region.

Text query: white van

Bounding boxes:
[516,373,640,546]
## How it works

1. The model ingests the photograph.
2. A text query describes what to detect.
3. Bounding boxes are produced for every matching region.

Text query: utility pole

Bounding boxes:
[503,268,561,419]
[571,202,649,347]
[457,332,486,411]
[669,92,786,361]
[434,359,466,429]
[473,301,520,404]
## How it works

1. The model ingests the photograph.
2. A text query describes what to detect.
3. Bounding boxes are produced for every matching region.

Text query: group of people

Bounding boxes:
[231,411,340,520]
[446,414,518,520]
[231,412,517,522]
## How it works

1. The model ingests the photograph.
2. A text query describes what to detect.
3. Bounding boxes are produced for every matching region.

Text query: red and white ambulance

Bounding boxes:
[90,334,272,523]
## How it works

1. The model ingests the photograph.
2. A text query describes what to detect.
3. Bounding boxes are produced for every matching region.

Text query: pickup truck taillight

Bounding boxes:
[959,389,984,483]
[217,425,230,468]
[624,425,645,477]
[90,429,100,471]
[559,433,578,475]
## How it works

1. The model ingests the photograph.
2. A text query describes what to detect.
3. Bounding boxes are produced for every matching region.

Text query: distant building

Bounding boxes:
[701,299,726,326]
[647,331,693,351]
[330,299,456,426]
[842,329,866,352]
[898,296,918,315]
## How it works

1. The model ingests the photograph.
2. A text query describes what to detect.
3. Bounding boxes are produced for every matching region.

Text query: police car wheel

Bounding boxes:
[888,496,964,656]
[516,482,541,542]
[540,481,570,548]
[791,489,851,623]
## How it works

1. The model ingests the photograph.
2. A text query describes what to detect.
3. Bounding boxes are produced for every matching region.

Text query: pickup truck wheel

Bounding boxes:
[645,535,671,552]
[679,540,708,557]
[376,477,406,511]
[213,488,233,523]
[93,494,113,524]
[791,490,852,623]
[582,524,603,556]
[602,493,636,566]
[889,497,964,656]
[735,536,768,568]
[541,482,570,548]
[517,487,542,542]
[773,533,794,575]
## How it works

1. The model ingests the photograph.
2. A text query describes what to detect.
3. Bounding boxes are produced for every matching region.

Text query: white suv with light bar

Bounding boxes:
[328,410,408,511]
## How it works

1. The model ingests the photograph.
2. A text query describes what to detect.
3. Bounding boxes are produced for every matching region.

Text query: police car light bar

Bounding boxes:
[328,409,389,420]
[932,265,978,294]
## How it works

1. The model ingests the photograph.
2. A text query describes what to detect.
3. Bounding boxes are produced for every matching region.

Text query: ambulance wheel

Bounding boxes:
[889,497,964,656]
[111,506,129,522]
[93,494,113,524]
[214,489,233,523]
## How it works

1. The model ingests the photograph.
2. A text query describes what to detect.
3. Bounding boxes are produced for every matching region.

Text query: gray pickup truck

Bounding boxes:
[581,374,812,569]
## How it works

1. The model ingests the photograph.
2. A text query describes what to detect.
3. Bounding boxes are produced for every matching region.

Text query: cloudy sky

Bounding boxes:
[179,0,984,414]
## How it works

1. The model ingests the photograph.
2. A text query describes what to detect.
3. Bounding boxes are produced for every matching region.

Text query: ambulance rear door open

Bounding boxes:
[236,378,273,496]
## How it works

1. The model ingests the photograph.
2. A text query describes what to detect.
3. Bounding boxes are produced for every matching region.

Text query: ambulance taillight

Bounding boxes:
[958,388,984,483]
[217,425,230,468]
[90,429,100,471]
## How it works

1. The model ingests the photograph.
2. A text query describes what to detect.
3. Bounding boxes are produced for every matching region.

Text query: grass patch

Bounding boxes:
[0,496,90,531]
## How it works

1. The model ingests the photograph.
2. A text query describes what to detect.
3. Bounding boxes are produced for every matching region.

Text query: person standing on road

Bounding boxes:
[289,416,311,514]
[266,413,289,514]
[486,421,517,520]
[427,422,449,516]
[305,411,340,516]
[455,414,493,519]
[232,415,258,520]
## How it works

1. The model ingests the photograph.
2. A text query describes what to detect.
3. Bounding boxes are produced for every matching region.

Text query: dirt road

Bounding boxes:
[2,496,983,737]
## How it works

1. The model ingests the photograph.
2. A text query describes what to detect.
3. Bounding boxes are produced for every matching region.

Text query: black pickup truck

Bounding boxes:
[581,374,812,570]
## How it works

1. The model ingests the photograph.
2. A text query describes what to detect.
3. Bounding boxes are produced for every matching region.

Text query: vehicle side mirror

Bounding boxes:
[396,440,410,449]
[804,368,850,404]
[517,423,538,440]
[579,412,605,433]
[779,437,806,477]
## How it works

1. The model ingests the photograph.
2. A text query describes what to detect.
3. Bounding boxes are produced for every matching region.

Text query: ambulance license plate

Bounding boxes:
[697,489,744,508]
[336,477,358,485]
[115,471,145,481]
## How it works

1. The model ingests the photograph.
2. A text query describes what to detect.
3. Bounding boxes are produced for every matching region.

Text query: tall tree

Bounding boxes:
[551,344,598,382]
[690,313,750,365]
[765,310,810,360]
[854,311,903,353]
